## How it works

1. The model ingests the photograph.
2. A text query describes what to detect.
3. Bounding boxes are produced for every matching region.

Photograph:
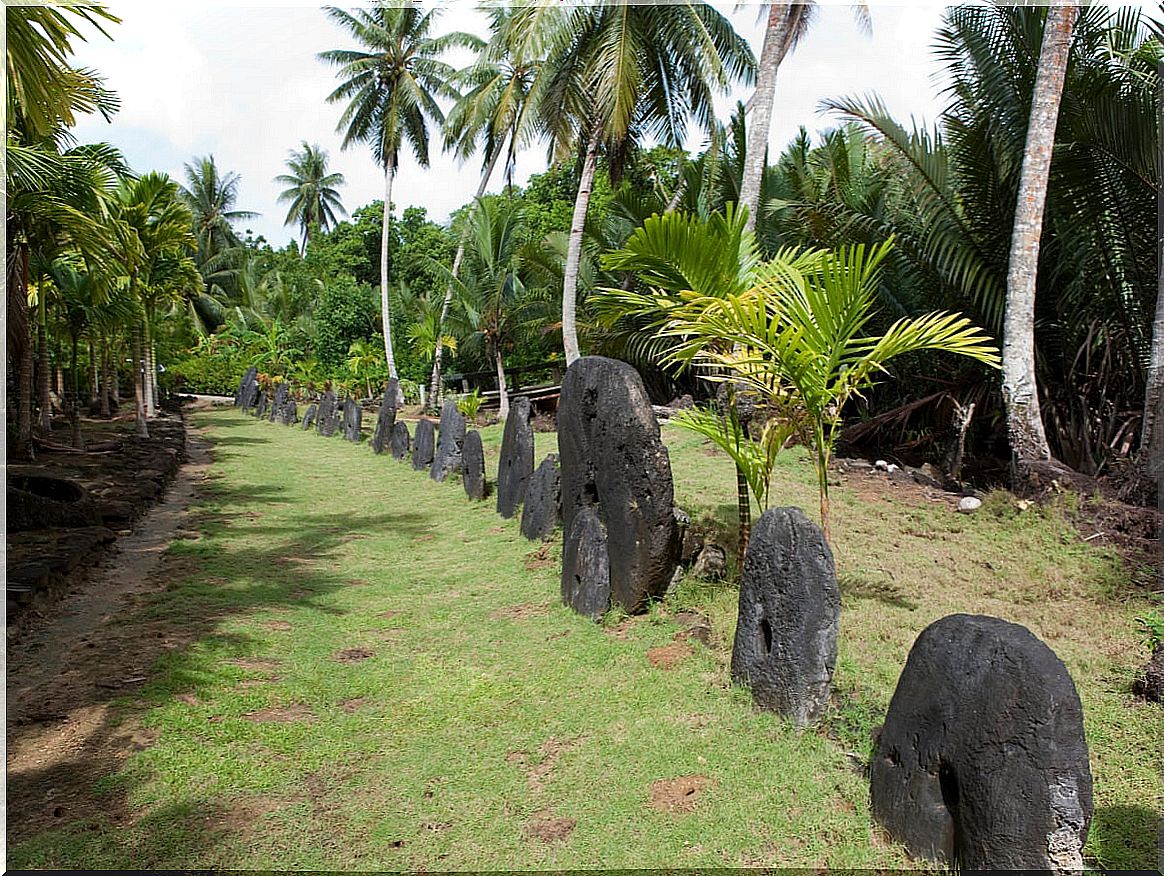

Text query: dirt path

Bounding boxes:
[6,412,214,840]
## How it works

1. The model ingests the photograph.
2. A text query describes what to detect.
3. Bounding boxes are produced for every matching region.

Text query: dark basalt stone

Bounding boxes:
[730,507,838,727]
[1134,647,1164,702]
[558,356,679,615]
[270,383,289,422]
[342,398,363,442]
[279,399,298,426]
[412,418,436,470]
[254,391,269,419]
[302,404,318,431]
[496,397,534,518]
[431,400,466,482]
[371,380,400,454]
[521,454,560,541]
[236,366,258,407]
[462,430,486,500]
[316,390,340,437]
[390,420,411,460]
[560,505,611,620]
[870,613,1093,871]
[7,476,103,532]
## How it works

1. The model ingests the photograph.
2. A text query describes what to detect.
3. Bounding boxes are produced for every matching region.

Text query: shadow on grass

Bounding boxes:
[207,434,271,446]
[6,425,439,866]
[1088,803,1161,869]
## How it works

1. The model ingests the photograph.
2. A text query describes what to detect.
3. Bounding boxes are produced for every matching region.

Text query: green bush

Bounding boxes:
[170,350,250,396]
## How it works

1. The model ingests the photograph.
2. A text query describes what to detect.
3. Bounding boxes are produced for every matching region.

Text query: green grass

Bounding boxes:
[9,408,1159,869]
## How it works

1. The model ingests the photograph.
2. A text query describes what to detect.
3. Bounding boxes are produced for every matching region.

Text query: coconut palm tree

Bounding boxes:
[428,7,546,409]
[110,172,201,426]
[738,3,869,235]
[436,197,554,421]
[827,5,1157,476]
[1001,4,1077,477]
[533,0,755,364]
[319,5,479,387]
[275,141,347,255]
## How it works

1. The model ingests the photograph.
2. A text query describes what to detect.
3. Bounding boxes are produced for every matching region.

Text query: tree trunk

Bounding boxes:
[144,311,156,418]
[562,128,600,366]
[1001,4,1076,475]
[37,292,52,433]
[739,4,793,233]
[428,147,503,411]
[133,324,149,438]
[89,335,100,409]
[100,333,112,417]
[380,156,400,383]
[10,241,34,456]
[1143,57,1164,478]
[70,332,84,450]
[495,346,510,422]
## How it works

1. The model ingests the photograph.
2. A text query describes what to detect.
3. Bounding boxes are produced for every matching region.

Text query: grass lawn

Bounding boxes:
[9,406,1159,869]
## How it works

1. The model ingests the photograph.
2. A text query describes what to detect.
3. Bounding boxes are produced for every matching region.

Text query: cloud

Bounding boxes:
[70,2,955,248]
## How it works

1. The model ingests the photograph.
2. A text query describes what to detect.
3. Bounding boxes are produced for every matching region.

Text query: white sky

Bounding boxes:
[62,2,1113,248]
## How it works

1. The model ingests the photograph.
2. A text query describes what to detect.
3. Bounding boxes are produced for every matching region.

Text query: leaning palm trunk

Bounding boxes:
[428,147,503,411]
[562,129,600,365]
[380,156,400,384]
[11,244,34,455]
[739,3,793,233]
[132,324,149,438]
[1001,4,1076,475]
[494,346,510,422]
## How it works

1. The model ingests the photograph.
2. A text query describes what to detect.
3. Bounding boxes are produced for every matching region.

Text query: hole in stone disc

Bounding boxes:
[759,616,773,655]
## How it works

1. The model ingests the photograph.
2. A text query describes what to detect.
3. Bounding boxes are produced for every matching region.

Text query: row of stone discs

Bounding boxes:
[494,398,562,541]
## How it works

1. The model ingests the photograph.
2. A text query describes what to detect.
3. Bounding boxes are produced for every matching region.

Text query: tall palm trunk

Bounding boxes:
[143,310,157,418]
[428,147,503,410]
[37,292,52,432]
[100,333,112,418]
[562,128,600,366]
[1002,4,1076,473]
[380,156,400,384]
[10,241,34,455]
[1143,184,1164,475]
[132,323,149,438]
[70,332,84,450]
[88,335,100,409]
[494,345,510,422]
[739,4,793,232]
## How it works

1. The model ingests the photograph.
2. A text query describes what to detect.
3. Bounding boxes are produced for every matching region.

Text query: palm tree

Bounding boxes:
[827,6,1157,476]
[110,172,201,426]
[1001,4,1077,477]
[319,5,478,387]
[275,141,347,255]
[428,8,544,409]
[437,197,554,420]
[600,220,999,543]
[738,3,869,235]
[533,0,755,364]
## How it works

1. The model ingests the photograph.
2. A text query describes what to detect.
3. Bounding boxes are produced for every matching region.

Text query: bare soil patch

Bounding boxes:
[525,815,577,843]
[649,775,711,813]
[265,620,293,632]
[490,602,550,621]
[507,735,585,793]
[340,697,368,714]
[647,641,693,670]
[334,647,376,663]
[524,544,555,571]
